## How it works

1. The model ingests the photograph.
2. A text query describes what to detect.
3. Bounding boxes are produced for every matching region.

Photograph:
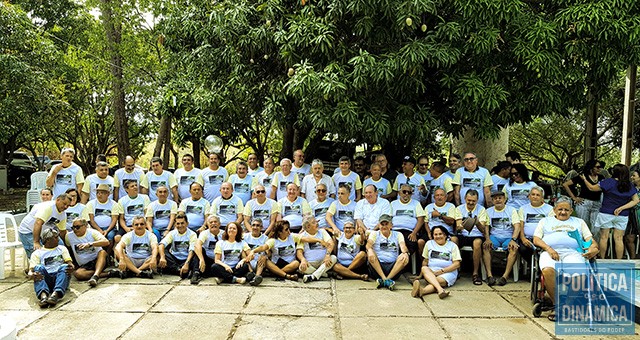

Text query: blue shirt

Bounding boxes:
[599,178,637,216]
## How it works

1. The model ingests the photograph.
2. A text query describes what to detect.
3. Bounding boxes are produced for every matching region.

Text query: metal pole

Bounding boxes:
[621,65,636,166]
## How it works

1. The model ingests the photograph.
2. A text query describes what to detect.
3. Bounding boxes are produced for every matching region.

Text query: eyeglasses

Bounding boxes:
[255,190,265,194]
[133,223,146,226]
[401,190,413,194]
[316,189,327,193]
[344,226,355,229]
[419,164,429,167]
[463,157,476,162]
[251,224,262,227]
[71,225,83,230]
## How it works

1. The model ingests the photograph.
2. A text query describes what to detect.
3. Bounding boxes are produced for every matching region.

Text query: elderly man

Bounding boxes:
[118,180,151,235]
[210,182,244,229]
[81,161,114,204]
[228,161,253,204]
[363,163,393,200]
[366,214,409,290]
[297,216,337,283]
[457,189,489,286]
[482,191,521,286]
[19,194,71,258]
[452,152,493,207]
[292,149,311,183]
[65,218,112,286]
[278,183,311,233]
[326,184,357,235]
[243,185,280,234]
[393,155,428,202]
[375,154,398,184]
[190,215,224,284]
[178,182,210,232]
[141,157,179,202]
[247,153,264,175]
[252,157,276,198]
[309,183,335,230]
[391,184,426,255]
[46,148,84,198]
[201,152,229,203]
[158,213,197,278]
[354,184,392,230]
[332,220,368,280]
[86,184,120,249]
[425,187,460,243]
[145,185,178,240]
[29,227,74,307]
[428,162,454,203]
[332,156,362,201]
[271,158,299,201]
[243,218,268,286]
[114,216,157,278]
[174,154,204,201]
[113,155,146,201]
[533,197,598,321]
[300,159,336,202]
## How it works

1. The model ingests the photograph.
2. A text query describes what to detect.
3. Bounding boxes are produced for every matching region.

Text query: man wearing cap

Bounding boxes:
[114,216,157,278]
[81,161,115,204]
[86,184,121,255]
[113,156,147,201]
[29,227,74,307]
[393,155,428,203]
[452,152,493,207]
[64,218,113,286]
[366,214,409,290]
[354,184,392,230]
[482,190,521,286]
[332,156,362,201]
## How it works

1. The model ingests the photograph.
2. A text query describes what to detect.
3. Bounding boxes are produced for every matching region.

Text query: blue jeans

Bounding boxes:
[33,264,71,297]
[19,232,34,259]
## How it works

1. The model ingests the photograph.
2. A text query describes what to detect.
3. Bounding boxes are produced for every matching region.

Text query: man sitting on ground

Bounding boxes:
[297,216,337,283]
[114,216,157,278]
[158,213,197,278]
[366,214,409,290]
[29,227,74,307]
[65,218,113,287]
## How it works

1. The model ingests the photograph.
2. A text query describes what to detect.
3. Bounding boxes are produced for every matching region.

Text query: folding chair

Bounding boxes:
[481,247,520,282]
[0,213,24,279]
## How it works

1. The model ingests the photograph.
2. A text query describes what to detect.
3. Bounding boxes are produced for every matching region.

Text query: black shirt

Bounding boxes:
[571,174,604,201]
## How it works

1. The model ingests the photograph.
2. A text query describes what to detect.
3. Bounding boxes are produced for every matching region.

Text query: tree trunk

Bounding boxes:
[280,123,294,160]
[101,0,130,166]
[192,137,201,168]
[163,116,172,169]
[154,114,170,157]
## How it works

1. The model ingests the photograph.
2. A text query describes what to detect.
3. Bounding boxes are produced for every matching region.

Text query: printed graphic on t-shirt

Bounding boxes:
[150,180,167,191]
[339,242,356,254]
[207,239,218,249]
[283,205,301,216]
[511,189,529,200]
[379,242,397,251]
[218,204,235,215]
[337,210,353,221]
[155,210,171,219]
[44,254,64,266]
[132,242,151,256]
[278,180,292,191]
[56,174,72,185]
[254,209,269,219]
[526,213,545,224]
[74,244,94,254]
[208,175,223,185]
[127,204,144,216]
[429,250,451,261]
[262,177,272,185]
[95,208,111,217]
[186,205,203,215]
[277,245,295,257]
[497,184,506,191]
[223,249,241,262]
[180,176,195,185]
[395,209,414,217]
[462,178,482,189]
[491,217,511,230]
[234,183,250,193]
[46,217,61,225]
[66,212,80,220]
[308,242,321,250]
[315,207,329,216]
[173,241,189,252]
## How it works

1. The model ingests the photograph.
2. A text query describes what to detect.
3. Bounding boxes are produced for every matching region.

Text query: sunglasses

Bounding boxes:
[344,226,355,229]
[133,223,146,226]
[255,190,266,194]
[71,225,83,230]
[316,189,327,193]
[595,166,602,169]
[401,190,413,194]
[463,157,476,162]
[251,224,262,227]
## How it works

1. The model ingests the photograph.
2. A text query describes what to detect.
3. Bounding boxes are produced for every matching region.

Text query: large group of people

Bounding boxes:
[19,147,640,315]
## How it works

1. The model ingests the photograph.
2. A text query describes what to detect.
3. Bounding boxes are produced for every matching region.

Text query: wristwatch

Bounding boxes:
[511,238,517,242]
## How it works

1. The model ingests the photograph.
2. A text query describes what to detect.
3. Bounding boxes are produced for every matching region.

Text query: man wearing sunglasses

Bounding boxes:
[393,155,428,203]
[243,185,280,234]
[309,183,335,230]
[452,152,493,208]
[391,184,427,257]
[114,216,157,279]
[64,218,113,287]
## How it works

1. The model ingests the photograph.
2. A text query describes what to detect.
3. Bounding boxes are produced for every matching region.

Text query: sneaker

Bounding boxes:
[246,272,256,282]
[487,276,496,286]
[496,276,507,286]
[190,271,202,285]
[139,270,154,279]
[376,278,385,289]
[38,292,49,308]
[249,275,263,286]
[88,275,98,287]
[386,279,396,291]
[303,275,315,283]
[46,291,60,306]
[236,277,247,284]
[107,269,122,278]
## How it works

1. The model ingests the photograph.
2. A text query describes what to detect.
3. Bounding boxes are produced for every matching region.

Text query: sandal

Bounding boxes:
[360,274,369,281]
[285,274,298,281]
[472,274,482,286]
[438,290,450,299]
[547,313,556,322]
[487,276,496,286]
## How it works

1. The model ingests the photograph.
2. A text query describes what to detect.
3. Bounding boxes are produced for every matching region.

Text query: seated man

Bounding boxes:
[114,216,157,278]
[278,183,311,233]
[210,182,244,229]
[191,215,224,284]
[354,184,391,230]
[457,189,489,286]
[118,180,151,240]
[64,218,112,287]
[145,185,178,240]
[29,227,74,307]
[483,191,521,286]
[158,213,197,278]
[243,218,268,286]
[332,220,368,280]
[297,216,337,283]
[390,184,426,256]
[533,197,598,321]
[366,214,409,290]
[86,184,120,256]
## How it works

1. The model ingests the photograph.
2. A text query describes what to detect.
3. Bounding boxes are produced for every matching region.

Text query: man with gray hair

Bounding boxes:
[297,216,337,283]
[354,184,392,230]
[300,159,336,202]
[114,215,157,279]
[81,161,115,204]
[29,227,74,307]
[271,158,299,201]
[452,151,493,207]
[292,149,311,183]
[65,218,113,287]
[46,148,85,198]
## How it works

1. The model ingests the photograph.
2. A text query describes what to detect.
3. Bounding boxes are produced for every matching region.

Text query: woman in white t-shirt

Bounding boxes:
[411,226,461,299]
[210,222,253,284]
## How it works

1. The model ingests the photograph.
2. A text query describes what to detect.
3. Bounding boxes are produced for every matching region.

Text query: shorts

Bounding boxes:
[460,236,484,248]
[79,259,97,271]
[489,235,512,250]
[101,228,117,241]
[130,256,150,268]
[430,266,458,287]
[625,207,639,236]
[368,261,399,280]
[594,213,628,231]
[396,229,426,254]
[538,248,585,270]
[274,257,293,269]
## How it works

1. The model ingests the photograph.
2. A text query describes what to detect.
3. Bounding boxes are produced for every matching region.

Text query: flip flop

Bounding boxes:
[472,274,482,285]
[360,274,369,281]
[548,314,556,321]
[438,290,450,299]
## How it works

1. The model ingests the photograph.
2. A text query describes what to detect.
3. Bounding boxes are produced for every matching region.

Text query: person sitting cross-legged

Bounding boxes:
[158,213,197,278]
[297,216,337,283]
[114,215,158,279]
[210,222,254,284]
[366,214,409,290]
[411,226,461,299]
[29,227,75,308]
[190,215,224,284]
[64,218,114,287]
[331,220,368,280]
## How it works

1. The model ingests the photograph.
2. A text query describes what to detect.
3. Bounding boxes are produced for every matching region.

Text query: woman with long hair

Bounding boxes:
[582,164,639,259]
[562,159,604,232]
[503,163,536,210]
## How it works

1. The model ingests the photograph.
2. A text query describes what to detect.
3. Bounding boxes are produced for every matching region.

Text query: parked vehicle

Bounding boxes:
[8,163,36,188]
[10,151,36,168]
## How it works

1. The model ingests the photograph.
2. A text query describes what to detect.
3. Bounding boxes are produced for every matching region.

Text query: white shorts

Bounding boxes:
[429,266,458,287]
[538,248,585,270]
[594,213,628,231]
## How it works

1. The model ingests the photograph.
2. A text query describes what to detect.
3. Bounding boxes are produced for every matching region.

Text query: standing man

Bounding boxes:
[354,184,392,230]
[292,149,311,183]
[46,148,84,198]
[271,158,299,201]
[173,154,204,201]
[300,159,336,202]
[375,154,397,184]
[252,157,276,199]
[452,152,493,207]
[118,180,151,235]
[141,157,179,203]
[201,152,229,203]
[227,161,253,204]
[332,156,362,201]
[19,195,71,258]
[393,155,428,202]
[81,161,114,204]
[445,153,462,180]
[145,185,177,241]
[247,153,264,175]
[113,156,146,202]
[210,182,244,229]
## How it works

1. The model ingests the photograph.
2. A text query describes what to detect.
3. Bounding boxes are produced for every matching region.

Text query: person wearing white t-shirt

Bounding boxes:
[210,182,244,228]
[277,183,311,233]
[178,182,210,232]
[363,164,393,200]
[86,184,121,249]
[29,227,74,307]
[331,220,368,280]
[392,155,428,202]
[227,161,254,204]
[64,218,112,286]
[309,183,335,230]
[452,152,493,207]
[113,156,146,202]
[247,153,264,176]
[201,152,229,203]
[114,216,157,279]
[141,157,179,203]
[292,149,311,183]
[46,148,85,198]
[173,154,204,201]
[366,214,409,290]
[190,215,224,284]
[145,186,178,240]
[490,161,511,193]
[81,161,114,204]
[243,185,279,234]
[483,191,521,286]
[118,180,151,235]
[428,162,454,204]
[252,157,276,198]
[332,156,362,201]
[300,159,335,202]
[271,158,299,201]
[391,184,426,256]
[354,184,391,231]
[297,216,337,283]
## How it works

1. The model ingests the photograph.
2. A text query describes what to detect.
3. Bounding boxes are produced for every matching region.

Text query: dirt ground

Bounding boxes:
[0,188,28,213]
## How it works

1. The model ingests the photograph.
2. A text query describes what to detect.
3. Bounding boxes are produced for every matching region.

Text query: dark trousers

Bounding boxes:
[163,251,187,275]
[190,255,215,277]
[211,262,250,283]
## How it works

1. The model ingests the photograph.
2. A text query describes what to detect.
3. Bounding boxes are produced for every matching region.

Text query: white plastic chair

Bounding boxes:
[481,247,520,282]
[30,171,48,190]
[0,213,24,279]
[26,190,41,212]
